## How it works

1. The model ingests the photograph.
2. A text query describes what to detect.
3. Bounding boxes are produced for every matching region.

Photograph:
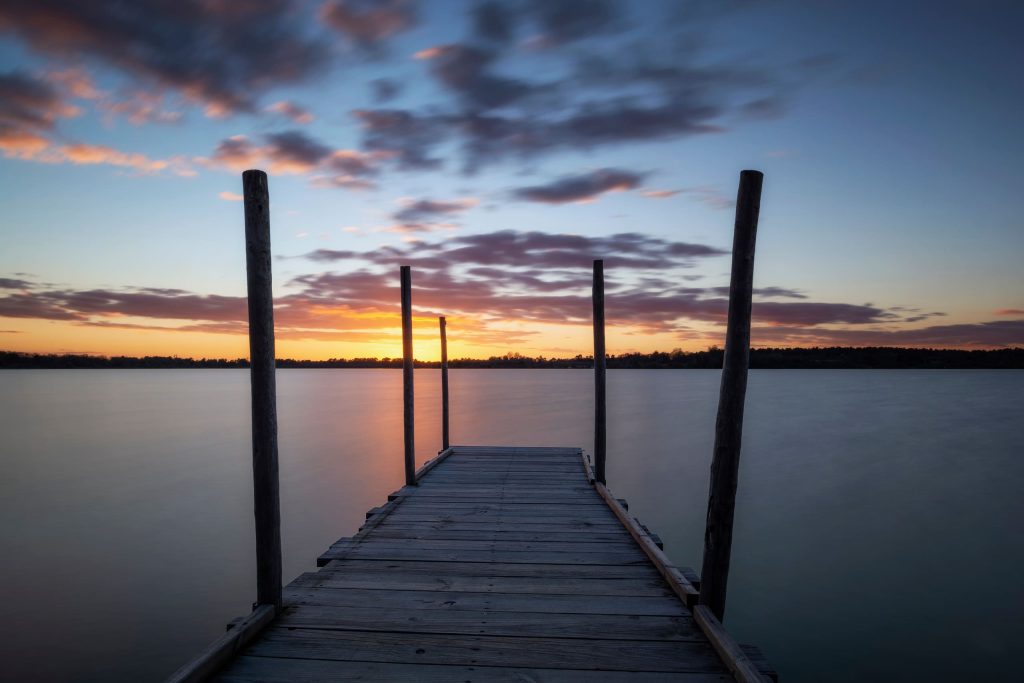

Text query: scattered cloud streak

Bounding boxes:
[202,131,381,189]
[390,197,478,232]
[0,69,190,172]
[0,69,79,158]
[514,168,647,204]
[320,0,418,53]
[266,100,314,124]
[370,77,402,103]
[644,186,734,209]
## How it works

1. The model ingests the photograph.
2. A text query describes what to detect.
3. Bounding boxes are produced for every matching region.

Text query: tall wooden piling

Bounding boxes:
[699,170,764,621]
[242,169,282,612]
[401,266,416,485]
[592,259,607,485]
[439,316,450,451]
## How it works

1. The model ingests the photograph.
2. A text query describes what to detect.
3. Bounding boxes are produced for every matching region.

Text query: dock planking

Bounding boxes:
[204,447,770,682]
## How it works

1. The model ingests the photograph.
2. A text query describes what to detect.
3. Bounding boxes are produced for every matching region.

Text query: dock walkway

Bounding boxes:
[207,446,772,682]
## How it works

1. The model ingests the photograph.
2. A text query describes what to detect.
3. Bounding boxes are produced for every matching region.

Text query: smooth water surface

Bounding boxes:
[1,369,1021,681]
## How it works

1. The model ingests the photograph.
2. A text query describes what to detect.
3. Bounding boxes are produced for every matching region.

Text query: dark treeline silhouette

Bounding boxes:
[2,347,1022,369]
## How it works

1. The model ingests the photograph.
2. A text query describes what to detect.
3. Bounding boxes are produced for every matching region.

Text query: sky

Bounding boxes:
[1,0,1022,361]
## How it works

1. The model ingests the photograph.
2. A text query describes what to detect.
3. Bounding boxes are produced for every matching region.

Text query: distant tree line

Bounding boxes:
[2,347,1022,369]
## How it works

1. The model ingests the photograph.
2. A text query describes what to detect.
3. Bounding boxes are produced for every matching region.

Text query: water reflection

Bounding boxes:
[0,369,1021,681]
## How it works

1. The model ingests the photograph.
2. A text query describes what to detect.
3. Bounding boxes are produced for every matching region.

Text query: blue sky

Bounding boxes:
[1,0,1021,359]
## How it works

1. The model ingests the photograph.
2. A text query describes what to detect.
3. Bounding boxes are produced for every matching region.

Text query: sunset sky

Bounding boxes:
[1,0,1021,360]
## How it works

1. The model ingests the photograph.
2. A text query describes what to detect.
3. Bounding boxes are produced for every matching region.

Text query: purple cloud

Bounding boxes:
[320,0,417,51]
[390,198,478,232]
[514,168,648,204]
[0,0,331,116]
[370,78,402,103]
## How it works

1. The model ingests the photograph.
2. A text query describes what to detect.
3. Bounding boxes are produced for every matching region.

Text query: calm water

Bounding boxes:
[1,369,1021,682]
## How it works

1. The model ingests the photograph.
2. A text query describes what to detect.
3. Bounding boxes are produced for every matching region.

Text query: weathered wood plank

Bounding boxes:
[446,446,580,452]
[318,545,649,566]
[365,513,625,526]
[319,558,663,579]
[290,571,673,596]
[283,586,688,616]
[437,466,581,471]
[166,605,275,683]
[244,627,727,672]
[411,447,454,483]
[396,495,602,504]
[402,487,599,496]
[410,487,595,494]
[420,480,585,486]
[741,644,779,683]
[328,537,643,553]
[444,453,580,458]
[369,526,634,543]
[215,656,733,682]
[275,604,703,642]
[408,493,590,499]
[418,477,587,485]
[694,605,770,683]
[390,500,600,509]
[372,519,628,533]
[391,499,611,510]
[593,481,700,607]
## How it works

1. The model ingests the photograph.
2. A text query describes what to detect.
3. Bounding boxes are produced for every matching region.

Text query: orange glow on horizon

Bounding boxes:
[0,315,729,361]
[3,313,1015,361]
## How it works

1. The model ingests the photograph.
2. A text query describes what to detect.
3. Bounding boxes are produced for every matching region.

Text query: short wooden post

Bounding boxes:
[400,266,416,485]
[699,170,764,621]
[439,316,450,451]
[242,169,282,612]
[592,259,607,485]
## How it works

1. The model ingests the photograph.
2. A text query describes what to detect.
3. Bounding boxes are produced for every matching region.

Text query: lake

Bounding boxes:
[0,369,1021,681]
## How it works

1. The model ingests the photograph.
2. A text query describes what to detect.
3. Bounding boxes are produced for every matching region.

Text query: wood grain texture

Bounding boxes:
[700,170,764,621]
[439,315,450,450]
[243,628,726,672]
[272,604,701,641]
[593,258,607,483]
[282,585,688,615]
[166,605,275,683]
[242,169,281,612]
[400,265,415,486]
[217,656,734,682]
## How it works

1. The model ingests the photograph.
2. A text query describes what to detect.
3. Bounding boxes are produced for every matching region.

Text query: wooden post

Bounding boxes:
[242,169,282,612]
[699,170,764,621]
[592,259,607,485]
[401,266,416,485]
[439,316,450,451]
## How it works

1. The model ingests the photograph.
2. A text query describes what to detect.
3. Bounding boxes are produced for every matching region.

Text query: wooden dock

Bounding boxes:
[169,169,772,682]
[194,446,772,683]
